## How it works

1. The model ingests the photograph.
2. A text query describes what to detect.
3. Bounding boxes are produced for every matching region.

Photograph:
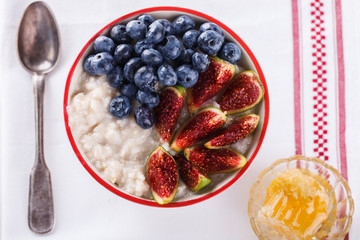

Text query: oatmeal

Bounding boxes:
[67,73,159,198]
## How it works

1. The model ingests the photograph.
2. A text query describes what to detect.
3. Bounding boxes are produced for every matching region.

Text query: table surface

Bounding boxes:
[0,0,359,239]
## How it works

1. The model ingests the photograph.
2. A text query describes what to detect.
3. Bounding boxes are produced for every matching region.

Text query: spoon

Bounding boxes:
[17,1,60,234]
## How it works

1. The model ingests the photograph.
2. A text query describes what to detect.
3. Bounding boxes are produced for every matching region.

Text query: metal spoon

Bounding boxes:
[17,1,60,234]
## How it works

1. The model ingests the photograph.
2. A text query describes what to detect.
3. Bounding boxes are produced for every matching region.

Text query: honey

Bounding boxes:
[256,168,336,240]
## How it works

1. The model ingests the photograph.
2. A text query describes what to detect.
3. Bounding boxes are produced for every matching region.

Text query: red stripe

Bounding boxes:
[310,0,329,161]
[333,0,349,237]
[334,0,348,182]
[292,0,303,155]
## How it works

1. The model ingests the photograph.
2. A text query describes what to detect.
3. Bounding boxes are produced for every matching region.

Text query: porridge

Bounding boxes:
[67,73,158,198]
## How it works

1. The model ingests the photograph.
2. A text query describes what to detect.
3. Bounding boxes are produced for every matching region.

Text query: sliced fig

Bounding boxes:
[184,145,247,174]
[174,154,211,192]
[217,71,264,114]
[204,114,260,149]
[187,56,236,113]
[170,107,227,152]
[146,146,178,204]
[154,85,185,143]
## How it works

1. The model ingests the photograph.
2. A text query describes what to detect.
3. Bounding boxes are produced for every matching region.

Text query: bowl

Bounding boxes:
[248,155,354,239]
[64,6,269,207]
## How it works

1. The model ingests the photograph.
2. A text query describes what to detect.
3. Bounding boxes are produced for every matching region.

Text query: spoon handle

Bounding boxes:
[28,74,54,234]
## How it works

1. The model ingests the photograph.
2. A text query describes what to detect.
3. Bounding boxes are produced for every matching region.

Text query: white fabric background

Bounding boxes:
[0,0,359,239]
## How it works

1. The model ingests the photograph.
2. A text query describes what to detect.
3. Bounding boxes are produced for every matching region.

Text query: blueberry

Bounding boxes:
[126,20,147,40]
[114,44,134,65]
[146,21,165,44]
[182,30,200,49]
[94,36,115,53]
[154,19,174,35]
[172,15,195,36]
[134,66,158,92]
[123,57,143,82]
[134,106,155,129]
[83,55,96,75]
[199,22,224,40]
[107,66,125,88]
[192,52,210,72]
[176,65,199,88]
[136,90,160,108]
[134,39,155,56]
[90,52,115,75]
[141,49,163,66]
[197,30,224,55]
[176,48,195,65]
[137,14,154,27]
[157,35,182,60]
[110,24,131,44]
[120,83,138,99]
[219,42,241,64]
[157,63,177,86]
[109,95,132,119]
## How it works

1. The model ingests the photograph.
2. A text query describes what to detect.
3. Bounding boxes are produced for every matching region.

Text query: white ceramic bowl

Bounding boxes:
[64,6,270,207]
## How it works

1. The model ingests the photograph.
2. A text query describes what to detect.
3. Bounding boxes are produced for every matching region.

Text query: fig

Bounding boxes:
[154,85,185,143]
[217,71,264,114]
[174,154,211,192]
[184,145,247,174]
[204,114,260,149]
[187,56,236,113]
[146,146,179,204]
[170,107,227,152]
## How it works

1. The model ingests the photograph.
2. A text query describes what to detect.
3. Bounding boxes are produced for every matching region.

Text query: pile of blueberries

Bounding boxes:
[84,14,241,129]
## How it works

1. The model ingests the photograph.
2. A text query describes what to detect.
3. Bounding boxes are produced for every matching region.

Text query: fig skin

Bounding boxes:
[174,154,211,192]
[170,107,227,152]
[187,56,236,113]
[146,146,179,204]
[184,145,247,174]
[154,85,185,143]
[204,114,260,149]
[217,71,264,115]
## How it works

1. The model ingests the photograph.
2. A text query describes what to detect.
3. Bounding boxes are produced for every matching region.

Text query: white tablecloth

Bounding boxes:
[0,0,359,239]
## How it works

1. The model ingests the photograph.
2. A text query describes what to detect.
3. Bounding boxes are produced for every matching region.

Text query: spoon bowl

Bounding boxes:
[18,1,60,74]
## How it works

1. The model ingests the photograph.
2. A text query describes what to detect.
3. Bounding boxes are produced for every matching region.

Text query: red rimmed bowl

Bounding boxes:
[63,6,269,207]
